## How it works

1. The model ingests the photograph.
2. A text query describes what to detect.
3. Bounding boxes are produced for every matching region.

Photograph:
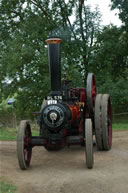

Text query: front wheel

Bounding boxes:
[17,120,32,170]
[85,119,94,169]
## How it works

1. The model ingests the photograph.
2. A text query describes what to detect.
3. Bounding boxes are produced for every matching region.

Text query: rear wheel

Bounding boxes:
[95,94,104,150]
[101,94,112,150]
[17,120,32,170]
[85,119,94,169]
[86,73,97,117]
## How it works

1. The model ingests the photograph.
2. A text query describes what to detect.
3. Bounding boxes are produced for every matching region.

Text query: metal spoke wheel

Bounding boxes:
[17,120,32,170]
[86,73,97,117]
[101,94,112,150]
[94,94,104,150]
[85,119,94,169]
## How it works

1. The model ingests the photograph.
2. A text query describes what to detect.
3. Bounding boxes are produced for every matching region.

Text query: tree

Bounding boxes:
[111,0,128,27]
[0,0,51,114]
[0,0,102,116]
[91,24,128,111]
[110,0,128,71]
[109,0,128,111]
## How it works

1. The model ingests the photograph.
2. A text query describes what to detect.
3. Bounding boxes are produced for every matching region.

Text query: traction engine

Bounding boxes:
[17,37,112,170]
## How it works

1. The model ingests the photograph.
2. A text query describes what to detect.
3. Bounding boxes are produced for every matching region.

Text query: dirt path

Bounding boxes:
[0,130,128,193]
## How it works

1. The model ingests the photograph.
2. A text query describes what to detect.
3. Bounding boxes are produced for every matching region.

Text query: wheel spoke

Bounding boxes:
[24,148,28,162]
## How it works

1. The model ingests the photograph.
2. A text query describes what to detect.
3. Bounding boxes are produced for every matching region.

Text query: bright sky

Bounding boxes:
[86,0,122,26]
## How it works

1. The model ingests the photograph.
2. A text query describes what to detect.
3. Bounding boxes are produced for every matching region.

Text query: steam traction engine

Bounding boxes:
[17,37,112,170]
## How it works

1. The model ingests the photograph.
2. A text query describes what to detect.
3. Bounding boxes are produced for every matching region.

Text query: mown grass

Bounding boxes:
[0,120,127,141]
[0,127,39,141]
[0,127,17,141]
[0,179,16,193]
[113,119,128,130]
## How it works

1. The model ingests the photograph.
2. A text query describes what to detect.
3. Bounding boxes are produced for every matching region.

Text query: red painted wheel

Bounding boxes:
[86,73,97,116]
[85,119,94,169]
[94,94,104,150]
[101,94,112,150]
[17,120,32,170]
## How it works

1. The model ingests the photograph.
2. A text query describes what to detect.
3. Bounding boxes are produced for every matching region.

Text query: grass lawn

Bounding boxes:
[0,127,39,141]
[113,122,128,130]
[0,127,17,141]
[113,119,128,130]
[0,179,16,193]
[0,120,127,141]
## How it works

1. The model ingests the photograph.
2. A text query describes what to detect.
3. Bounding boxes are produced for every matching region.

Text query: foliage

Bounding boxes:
[0,0,128,119]
[111,0,128,27]
[0,96,16,126]
[98,78,128,112]
[0,0,50,115]
[109,0,128,111]
[0,0,102,116]
[110,0,128,61]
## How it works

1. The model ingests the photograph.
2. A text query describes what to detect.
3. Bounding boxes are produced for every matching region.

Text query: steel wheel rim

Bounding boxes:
[101,94,112,150]
[108,100,112,147]
[85,119,94,169]
[95,94,104,150]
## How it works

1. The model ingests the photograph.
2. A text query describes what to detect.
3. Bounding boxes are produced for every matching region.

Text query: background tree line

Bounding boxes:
[0,0,128,124]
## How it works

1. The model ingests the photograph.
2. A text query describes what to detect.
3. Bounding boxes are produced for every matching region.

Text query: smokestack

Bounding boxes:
[46,37,62,96]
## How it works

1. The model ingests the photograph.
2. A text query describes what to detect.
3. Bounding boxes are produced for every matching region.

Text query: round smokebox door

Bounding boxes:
[43,105,65,128]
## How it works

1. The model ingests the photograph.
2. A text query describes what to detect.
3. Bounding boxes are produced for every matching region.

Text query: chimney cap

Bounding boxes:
[46,37,62,44]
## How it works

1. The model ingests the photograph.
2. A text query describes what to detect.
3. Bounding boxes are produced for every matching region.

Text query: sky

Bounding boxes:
[86,0,122,26]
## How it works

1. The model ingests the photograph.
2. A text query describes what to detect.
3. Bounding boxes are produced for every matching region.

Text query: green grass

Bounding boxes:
[0,128,17,141]
[0,179,16,193]
[113,119,128,130]
[0,127,39,141]
[0,120,127,141]
[32,129,39,136]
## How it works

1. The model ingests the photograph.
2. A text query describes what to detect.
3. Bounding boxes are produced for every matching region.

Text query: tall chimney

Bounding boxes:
[46,37,62,96]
